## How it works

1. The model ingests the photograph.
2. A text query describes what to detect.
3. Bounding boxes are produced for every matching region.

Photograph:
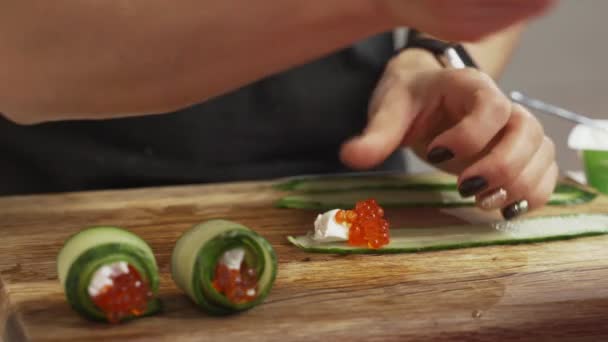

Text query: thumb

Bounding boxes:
[339,85,418,170]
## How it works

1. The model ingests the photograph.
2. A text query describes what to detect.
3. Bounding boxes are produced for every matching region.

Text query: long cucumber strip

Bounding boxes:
[287,214,608,254]
[275,173,585,194]
[57,227,160,322]
[171,219,277,315]
[274,173,596,209]
[275,173,456,192]
[276,185,596,210]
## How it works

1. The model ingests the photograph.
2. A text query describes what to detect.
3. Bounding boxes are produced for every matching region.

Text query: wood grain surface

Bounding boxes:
[1,176,608,341]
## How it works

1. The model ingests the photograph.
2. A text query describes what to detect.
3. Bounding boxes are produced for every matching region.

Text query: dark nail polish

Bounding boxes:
[458,176,488,197]
[427,147,455,164]
[501,200,529,220]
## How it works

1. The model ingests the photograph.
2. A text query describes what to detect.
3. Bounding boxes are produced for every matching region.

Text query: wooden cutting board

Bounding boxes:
[1,176,608,342]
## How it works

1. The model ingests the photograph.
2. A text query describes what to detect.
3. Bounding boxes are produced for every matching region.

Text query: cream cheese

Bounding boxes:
[88,261,130,297]
[219,247,245,271]
[313,209,349,242]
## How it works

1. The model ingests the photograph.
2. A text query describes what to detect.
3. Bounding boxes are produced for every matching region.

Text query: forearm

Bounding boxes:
[0,0,387,123]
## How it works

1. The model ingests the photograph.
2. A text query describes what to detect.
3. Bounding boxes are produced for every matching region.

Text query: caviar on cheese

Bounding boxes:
[312,198,390,249]
[89,262,154,323]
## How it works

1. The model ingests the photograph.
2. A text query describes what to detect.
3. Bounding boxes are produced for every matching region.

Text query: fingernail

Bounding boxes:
[501,200,529,220]
[427,147,454,164]
[458,176,488,197]
[477,188,508,210]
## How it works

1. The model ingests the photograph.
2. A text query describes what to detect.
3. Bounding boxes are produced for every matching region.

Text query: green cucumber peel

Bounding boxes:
[274,173,596,209]
[287,213,608,255]
[274,173,455,192]
[275,184,596,210]
[57,226,158,287]
[64,243,161,322]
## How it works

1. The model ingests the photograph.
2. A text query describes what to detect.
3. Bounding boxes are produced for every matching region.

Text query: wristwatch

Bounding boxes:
[402,29,479,69]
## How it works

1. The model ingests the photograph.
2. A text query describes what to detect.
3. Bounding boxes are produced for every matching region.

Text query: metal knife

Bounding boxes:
[510,91,608,134]
[439,44,607,134]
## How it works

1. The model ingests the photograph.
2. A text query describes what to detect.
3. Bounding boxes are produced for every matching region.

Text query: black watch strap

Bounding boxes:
[402,29,479,69]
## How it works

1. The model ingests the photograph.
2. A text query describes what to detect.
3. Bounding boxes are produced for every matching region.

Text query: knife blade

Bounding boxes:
[510,91,608,134]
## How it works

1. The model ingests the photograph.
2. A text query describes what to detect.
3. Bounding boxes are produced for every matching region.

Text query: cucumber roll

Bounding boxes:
[57,227,161,323]
[171,219,277,315]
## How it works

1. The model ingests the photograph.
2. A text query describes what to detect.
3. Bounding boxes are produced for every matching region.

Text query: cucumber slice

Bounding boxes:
[276,184,596,210]
[171,219,277,315]
[57,227,161,322]
[287,214,608,254]
[275,173,455,192]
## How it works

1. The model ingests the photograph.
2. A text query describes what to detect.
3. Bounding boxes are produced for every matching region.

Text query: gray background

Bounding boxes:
[406,1,606,174]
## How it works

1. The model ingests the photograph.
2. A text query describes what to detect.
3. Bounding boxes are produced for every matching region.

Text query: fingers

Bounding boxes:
[426,72,556,218]
[506,161,559,215]
[340,61,557,220]
[419,69,556,219]
[523,161,559,210]
[340,73,418,170]
[475,136,557,214]
[500,137,556,208]
[456,104,545,197]
[500,162,559,219]
[426,69,512,163]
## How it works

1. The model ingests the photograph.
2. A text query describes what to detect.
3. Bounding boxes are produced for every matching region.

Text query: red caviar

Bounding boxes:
[212,260,258,304]
[91,264,153,323]
[336,198,390,249]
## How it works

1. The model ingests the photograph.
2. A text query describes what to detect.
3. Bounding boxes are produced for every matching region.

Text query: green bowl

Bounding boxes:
[583,150,608,194]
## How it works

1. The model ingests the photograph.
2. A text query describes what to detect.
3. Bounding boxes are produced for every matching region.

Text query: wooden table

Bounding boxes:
[2,178,608,341]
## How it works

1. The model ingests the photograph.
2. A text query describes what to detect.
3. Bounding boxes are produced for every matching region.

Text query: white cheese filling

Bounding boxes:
[313,209,350,242]
[88,261,131,297]
[219,247,245,271]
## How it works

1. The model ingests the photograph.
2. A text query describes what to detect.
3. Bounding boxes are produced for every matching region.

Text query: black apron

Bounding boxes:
[0,32,404,196]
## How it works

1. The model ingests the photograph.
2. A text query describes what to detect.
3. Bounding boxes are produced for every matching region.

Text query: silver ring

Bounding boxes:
[502,199,529,220]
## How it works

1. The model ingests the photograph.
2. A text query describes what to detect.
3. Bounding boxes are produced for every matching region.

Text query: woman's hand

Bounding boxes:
[340,49,558,219]
[383,0,556,41]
